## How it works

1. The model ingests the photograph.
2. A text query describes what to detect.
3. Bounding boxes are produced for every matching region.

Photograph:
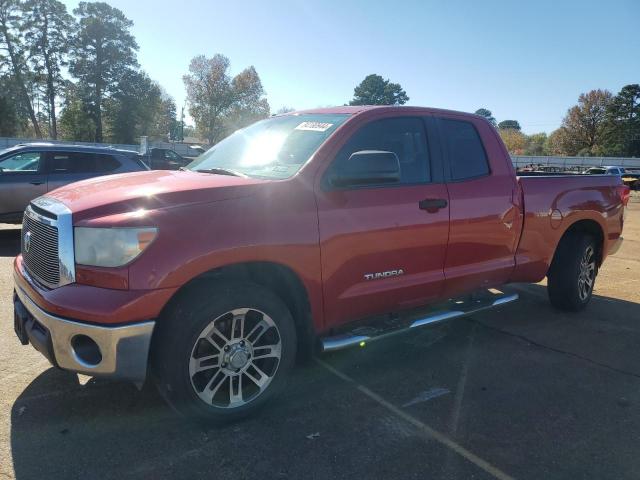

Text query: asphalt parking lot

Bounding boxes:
[1,195,639,480]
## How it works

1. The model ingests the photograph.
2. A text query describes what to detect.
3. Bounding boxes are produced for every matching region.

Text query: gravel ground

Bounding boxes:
[0,193,639,480]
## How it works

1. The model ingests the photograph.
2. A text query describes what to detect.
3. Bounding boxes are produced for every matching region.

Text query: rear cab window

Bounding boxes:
[439,118,490,181]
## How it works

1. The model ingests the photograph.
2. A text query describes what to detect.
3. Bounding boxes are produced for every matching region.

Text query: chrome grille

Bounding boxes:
[22,210,60,287]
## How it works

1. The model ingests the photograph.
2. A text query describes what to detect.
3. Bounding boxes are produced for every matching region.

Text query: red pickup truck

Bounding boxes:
[13,106,629,422]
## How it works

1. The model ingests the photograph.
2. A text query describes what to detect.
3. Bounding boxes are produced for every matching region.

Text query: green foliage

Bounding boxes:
[22,0,74,139]
[499,128,527,154]
[602,84,640,157]
[0,94,18,135]
[69,1,138,142]
[498,120,521,131]
[0,0,42,136]
[58,83,95,141]
[524,132,548,155]
[182,124,196,139]
[158,95,178,141]
[475,108,496,126]
[59,85,96,142]
[104,70,163,144]
[183,54,270,144]
[544,128,568,155]
[349,74,408,106]
[558,89,612,156]
[0,74,27,134]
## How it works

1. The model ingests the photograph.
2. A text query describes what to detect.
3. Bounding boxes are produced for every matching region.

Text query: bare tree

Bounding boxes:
[183,54,269,144]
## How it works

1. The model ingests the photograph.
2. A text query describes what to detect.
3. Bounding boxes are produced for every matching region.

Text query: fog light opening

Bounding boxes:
[71,334,102,366]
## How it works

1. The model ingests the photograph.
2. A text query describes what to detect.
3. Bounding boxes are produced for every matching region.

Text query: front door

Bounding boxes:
[316,116,450,328]
[0,151,46,222]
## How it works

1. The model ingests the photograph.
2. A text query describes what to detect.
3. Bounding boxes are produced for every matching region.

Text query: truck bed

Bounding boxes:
[512,174,625,283]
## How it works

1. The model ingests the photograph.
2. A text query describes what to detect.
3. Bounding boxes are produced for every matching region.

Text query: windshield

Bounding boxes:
[187,114,349,179]
[586,168,606,174]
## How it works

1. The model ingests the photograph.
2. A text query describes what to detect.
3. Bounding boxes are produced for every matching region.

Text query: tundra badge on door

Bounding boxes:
[364,269,404,281]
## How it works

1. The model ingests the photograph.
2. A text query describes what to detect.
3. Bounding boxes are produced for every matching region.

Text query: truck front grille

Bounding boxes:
[22,211,60,287]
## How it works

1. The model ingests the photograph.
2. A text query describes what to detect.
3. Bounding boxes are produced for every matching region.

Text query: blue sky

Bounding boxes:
[61,0,639,134]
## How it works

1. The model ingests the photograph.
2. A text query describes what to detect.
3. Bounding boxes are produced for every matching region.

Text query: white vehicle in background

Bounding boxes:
[584,166,625,176]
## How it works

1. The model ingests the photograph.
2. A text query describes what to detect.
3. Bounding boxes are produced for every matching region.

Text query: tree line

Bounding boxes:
[0,0,175,142]
[475,84,639,157]
[345,75,639,158]
[0,0,270,145]
[1,1,638,156]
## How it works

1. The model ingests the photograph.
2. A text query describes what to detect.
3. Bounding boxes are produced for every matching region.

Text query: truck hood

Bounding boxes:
[46,170,267,221]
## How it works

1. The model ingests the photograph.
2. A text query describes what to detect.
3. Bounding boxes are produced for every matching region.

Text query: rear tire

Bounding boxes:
[151,281,297,424]
[547,233,598,312]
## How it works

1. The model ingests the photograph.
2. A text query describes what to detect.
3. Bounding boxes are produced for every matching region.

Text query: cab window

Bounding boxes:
[0,152,41,173]
[440,119,490,181]
[330,117,430,186]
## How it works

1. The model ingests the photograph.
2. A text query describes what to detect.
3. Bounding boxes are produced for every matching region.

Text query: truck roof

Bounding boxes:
[285,105,485,120]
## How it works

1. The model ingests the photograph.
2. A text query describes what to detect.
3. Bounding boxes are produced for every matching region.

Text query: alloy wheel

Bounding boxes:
[578,245,596,301]
[189,308,282,408]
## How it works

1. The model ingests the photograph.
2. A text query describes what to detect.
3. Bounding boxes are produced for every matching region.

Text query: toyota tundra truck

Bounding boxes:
[13,106,629,422]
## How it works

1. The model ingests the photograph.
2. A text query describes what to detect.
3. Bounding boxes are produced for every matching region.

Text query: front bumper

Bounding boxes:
[14,285,155,385]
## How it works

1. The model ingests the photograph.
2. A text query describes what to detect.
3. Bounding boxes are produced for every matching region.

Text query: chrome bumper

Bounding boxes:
[14,285,155,385]
[609,236,624,256]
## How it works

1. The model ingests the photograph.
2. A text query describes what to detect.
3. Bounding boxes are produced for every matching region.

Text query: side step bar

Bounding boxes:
[321,290,519,352]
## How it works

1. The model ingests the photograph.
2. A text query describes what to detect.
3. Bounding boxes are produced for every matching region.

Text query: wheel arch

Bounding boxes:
[549,218,605,274]
[157,261,317,359]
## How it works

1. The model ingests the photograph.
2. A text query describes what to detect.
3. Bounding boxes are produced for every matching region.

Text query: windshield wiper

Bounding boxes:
[193,167,247,178]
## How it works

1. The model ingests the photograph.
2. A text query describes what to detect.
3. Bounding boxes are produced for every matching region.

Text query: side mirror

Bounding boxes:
[330,150,401,187]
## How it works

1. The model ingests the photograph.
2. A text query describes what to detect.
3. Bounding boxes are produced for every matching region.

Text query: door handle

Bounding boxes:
[30,181,45,186]
[419,198,448,211]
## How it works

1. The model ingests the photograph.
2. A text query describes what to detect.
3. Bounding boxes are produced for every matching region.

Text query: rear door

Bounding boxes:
[45,152,120,191]
[0,150,46,221]
[436,115,522,297]
[316,116,450,327]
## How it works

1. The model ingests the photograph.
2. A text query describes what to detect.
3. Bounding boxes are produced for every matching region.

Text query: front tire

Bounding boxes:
[547,233,598,311]
[152,281,297,423]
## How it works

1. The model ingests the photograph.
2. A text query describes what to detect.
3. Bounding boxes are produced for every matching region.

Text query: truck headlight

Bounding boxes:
[74,227,158,267]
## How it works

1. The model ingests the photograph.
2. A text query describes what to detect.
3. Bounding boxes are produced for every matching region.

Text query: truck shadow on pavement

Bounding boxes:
[0,227,20,257]
[8,283,640,480]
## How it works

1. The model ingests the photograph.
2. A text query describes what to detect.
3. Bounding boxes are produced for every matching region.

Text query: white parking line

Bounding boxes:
[316,358,516,480]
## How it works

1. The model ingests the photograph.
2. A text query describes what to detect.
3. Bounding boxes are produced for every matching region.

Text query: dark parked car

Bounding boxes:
[144,148,192,170]
[0,143,148,223]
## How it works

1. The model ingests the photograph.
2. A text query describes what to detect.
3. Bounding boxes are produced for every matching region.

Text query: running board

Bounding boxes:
[321,290,519,352]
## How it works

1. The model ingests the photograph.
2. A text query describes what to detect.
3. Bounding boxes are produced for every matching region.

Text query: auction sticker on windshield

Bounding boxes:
[295,122,334,132]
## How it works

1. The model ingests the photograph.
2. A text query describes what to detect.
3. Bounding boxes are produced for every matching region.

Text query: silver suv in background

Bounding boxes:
[584,166,625,176]
[0,143,148,223]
